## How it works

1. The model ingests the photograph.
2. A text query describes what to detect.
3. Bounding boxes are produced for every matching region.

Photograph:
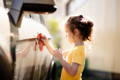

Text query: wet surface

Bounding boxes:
[14,40,53,80]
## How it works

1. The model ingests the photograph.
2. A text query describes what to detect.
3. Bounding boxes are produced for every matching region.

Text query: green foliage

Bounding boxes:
[48,19,59,35]
[47,19,61,48]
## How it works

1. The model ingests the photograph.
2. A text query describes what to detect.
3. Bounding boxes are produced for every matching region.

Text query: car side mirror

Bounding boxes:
[8,0,56,26]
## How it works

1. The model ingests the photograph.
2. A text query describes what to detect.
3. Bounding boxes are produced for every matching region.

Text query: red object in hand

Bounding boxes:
[34,33,45,52]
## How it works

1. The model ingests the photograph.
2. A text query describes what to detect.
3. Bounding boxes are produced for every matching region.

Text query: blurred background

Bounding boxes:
[0,0,120,80]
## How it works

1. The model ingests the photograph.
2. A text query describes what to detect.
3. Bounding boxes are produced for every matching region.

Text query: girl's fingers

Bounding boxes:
[53,49,63,60]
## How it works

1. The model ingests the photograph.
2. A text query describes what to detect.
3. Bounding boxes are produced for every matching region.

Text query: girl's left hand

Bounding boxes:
[53,49,63,61]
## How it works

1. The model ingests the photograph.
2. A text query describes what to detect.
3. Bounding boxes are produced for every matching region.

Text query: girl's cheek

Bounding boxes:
[68,34,73,42]
[70,33,75,43]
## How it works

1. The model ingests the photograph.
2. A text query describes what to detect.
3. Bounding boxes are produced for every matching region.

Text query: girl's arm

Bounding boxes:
[43,39,79,76]
[60,59,79,76]
[43,40,56,55]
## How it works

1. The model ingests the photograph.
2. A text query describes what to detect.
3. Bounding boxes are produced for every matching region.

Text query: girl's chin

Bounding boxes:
[68,40,74,43]
[67,38,74,43]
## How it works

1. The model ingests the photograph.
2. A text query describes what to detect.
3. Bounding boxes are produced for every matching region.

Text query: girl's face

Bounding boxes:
[65,24,75,43]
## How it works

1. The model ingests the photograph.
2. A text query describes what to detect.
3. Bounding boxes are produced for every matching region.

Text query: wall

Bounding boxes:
[0,0,3,7]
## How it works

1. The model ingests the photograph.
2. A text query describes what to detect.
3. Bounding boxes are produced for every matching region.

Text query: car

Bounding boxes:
[0,0,57,80]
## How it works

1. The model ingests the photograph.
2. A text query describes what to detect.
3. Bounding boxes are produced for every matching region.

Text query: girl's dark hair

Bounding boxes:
[66,15,93,41]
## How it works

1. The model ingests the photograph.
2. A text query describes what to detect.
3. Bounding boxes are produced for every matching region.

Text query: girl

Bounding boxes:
[39,15,93,80]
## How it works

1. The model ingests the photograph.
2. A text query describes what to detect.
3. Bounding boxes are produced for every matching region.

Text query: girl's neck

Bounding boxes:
[74,41,84,47]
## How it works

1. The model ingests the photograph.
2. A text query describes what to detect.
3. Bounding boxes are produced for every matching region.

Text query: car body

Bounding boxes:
[0,0,57,80]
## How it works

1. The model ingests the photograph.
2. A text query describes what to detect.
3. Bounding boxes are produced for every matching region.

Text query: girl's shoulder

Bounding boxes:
[70,45,85,55]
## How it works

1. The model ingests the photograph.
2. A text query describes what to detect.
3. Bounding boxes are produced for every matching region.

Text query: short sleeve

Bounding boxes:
[72,49,85,65]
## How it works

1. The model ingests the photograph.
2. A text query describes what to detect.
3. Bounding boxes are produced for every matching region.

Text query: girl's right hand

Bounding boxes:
[35,33,48,51]
[41,36,49,45]
[37,33,48,45]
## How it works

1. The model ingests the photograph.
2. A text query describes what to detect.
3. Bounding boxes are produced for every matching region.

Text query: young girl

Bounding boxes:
[39,15,93,80]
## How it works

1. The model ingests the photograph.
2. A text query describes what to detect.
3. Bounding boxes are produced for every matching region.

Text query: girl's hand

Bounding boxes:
[37,33,48,45]
[41,37,49,45]
[36,33,49,51]
[53,49,63,61]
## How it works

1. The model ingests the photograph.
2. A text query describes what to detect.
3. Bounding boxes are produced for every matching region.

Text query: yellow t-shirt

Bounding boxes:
[61,46,85,80]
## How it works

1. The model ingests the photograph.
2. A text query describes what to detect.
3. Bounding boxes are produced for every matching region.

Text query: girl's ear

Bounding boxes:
[74,29,80,36]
